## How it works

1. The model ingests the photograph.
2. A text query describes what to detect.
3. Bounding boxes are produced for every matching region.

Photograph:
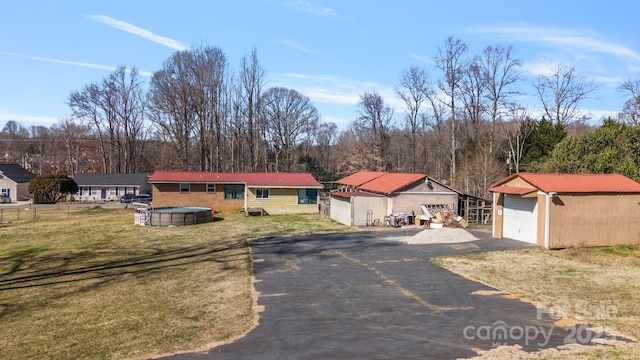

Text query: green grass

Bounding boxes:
[0,207,349,360]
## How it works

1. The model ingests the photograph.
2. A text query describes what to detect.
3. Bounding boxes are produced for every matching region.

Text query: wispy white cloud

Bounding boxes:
[468,25,640,64]
[409,53,432,64]
[288,0,339,16]
[519,59,561,76]
[0,51,153,77]
[274,73,378,105]
[271,73,405,124]
[278,38,315,54]
[87,14,187,51]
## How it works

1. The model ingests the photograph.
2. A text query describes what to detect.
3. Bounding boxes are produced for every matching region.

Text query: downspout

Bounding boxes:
[492,192,497,237]
[544,192,557,249]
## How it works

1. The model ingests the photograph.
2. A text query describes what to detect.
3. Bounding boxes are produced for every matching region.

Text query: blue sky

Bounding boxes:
[1,0,639,130]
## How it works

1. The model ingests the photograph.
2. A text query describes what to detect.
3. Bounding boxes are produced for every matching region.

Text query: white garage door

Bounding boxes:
[503,195,538,244]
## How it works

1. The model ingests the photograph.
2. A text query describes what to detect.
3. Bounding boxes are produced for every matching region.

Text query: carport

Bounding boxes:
[490,172,640,248]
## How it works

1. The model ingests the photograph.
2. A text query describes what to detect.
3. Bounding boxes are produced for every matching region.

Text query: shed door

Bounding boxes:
[502,195,538,244]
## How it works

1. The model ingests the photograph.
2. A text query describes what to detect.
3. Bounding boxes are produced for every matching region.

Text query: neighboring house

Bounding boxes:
[489,172,640,249]
[330,171,461,226]
[148,171,324,215]
[0,163,36,202]
[73,173,150,201]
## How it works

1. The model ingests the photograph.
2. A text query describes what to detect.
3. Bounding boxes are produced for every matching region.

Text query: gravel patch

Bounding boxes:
[403,227,479,244]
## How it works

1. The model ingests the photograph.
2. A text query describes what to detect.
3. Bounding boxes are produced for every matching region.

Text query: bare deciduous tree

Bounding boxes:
[69,66,147,173]
[459,57,487,143]
[56,118,89,175]
[353,91,394,171]
[618,78,640,125]
[502,103,535,173]
[148,51,198,171]
[396,65,432,173]
[480,45,521,154]
[261,87,319,171]
[435,37,468,185]
[534,64,599,127]
[236,47,265,171]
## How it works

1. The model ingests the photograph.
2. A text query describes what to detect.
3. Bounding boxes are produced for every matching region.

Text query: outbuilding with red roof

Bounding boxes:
[329,171,461,227]
[149,171,323,214]
[489,172,640,248]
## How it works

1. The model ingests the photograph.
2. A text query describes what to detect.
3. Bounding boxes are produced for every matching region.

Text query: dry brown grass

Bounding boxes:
[434,245,640,359]
[0,207,348,360]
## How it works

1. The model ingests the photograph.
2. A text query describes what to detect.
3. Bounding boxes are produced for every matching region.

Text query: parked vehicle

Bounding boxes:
[132,194,152,204]
[120,194,136,203]
[0,194,10,203]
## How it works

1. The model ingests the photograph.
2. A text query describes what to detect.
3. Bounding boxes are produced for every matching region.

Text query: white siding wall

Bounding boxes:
[352,196,387,226]
[330,196,353,226]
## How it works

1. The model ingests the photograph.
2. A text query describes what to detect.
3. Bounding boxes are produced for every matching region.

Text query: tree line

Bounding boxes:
[2,37,639,199]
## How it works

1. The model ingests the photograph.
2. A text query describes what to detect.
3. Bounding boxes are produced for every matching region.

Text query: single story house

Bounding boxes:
[148,171,324,215]
[489,172,640,249]
[73,173,150,201]
[0,163,36,202]
[330,171,461,226]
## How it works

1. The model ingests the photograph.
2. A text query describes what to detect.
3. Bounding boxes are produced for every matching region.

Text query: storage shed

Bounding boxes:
[330,171,460,227]
[489,173,640,249]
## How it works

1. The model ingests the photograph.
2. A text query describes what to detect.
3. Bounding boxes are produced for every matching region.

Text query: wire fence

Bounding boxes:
[0,204,121,224]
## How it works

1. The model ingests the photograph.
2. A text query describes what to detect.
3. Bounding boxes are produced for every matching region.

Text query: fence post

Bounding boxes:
[33,207,36,221]
[0,208,2,223]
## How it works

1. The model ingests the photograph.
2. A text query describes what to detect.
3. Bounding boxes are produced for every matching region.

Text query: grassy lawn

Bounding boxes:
[0,207,349,360]
[433,245,640,359]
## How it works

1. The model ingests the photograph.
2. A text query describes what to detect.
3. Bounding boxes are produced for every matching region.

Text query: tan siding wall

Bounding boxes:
[392,193,458,215]
[536,193,547,247]
[492,193,504,238]
[246,188,319,215]
[504,177,537,189]
[151,183,244,212]
[549,193,640,248]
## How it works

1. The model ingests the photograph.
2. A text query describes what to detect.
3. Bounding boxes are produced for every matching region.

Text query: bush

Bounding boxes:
[28,174,78,204]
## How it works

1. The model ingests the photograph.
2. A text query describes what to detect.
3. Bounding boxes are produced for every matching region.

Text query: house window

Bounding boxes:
[298,189,318,204]
[180,183,190,193]
[224,184,244,200]
[1,188,8,196]
[255,189,269,199]
[206,183,216,193]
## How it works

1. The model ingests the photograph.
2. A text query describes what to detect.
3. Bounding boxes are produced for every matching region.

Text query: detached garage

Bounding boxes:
[330,171,460,227]
[489,173,640,249]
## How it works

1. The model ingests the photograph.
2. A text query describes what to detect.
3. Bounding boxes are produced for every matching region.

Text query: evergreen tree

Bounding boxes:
[520,118,566,171]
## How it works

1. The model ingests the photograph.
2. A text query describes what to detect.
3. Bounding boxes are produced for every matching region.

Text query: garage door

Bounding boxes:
[503,195,538,244]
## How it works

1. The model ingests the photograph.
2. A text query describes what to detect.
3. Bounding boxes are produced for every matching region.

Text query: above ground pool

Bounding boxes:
[147,206,214,226]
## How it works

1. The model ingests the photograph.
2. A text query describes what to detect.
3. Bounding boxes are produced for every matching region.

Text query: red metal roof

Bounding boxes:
[359,173,427,194]
[149,171,323,188]
[490,173,640,193]
[336,171,387,186]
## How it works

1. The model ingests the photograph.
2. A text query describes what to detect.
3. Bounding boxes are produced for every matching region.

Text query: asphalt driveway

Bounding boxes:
[163,229,617,359]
